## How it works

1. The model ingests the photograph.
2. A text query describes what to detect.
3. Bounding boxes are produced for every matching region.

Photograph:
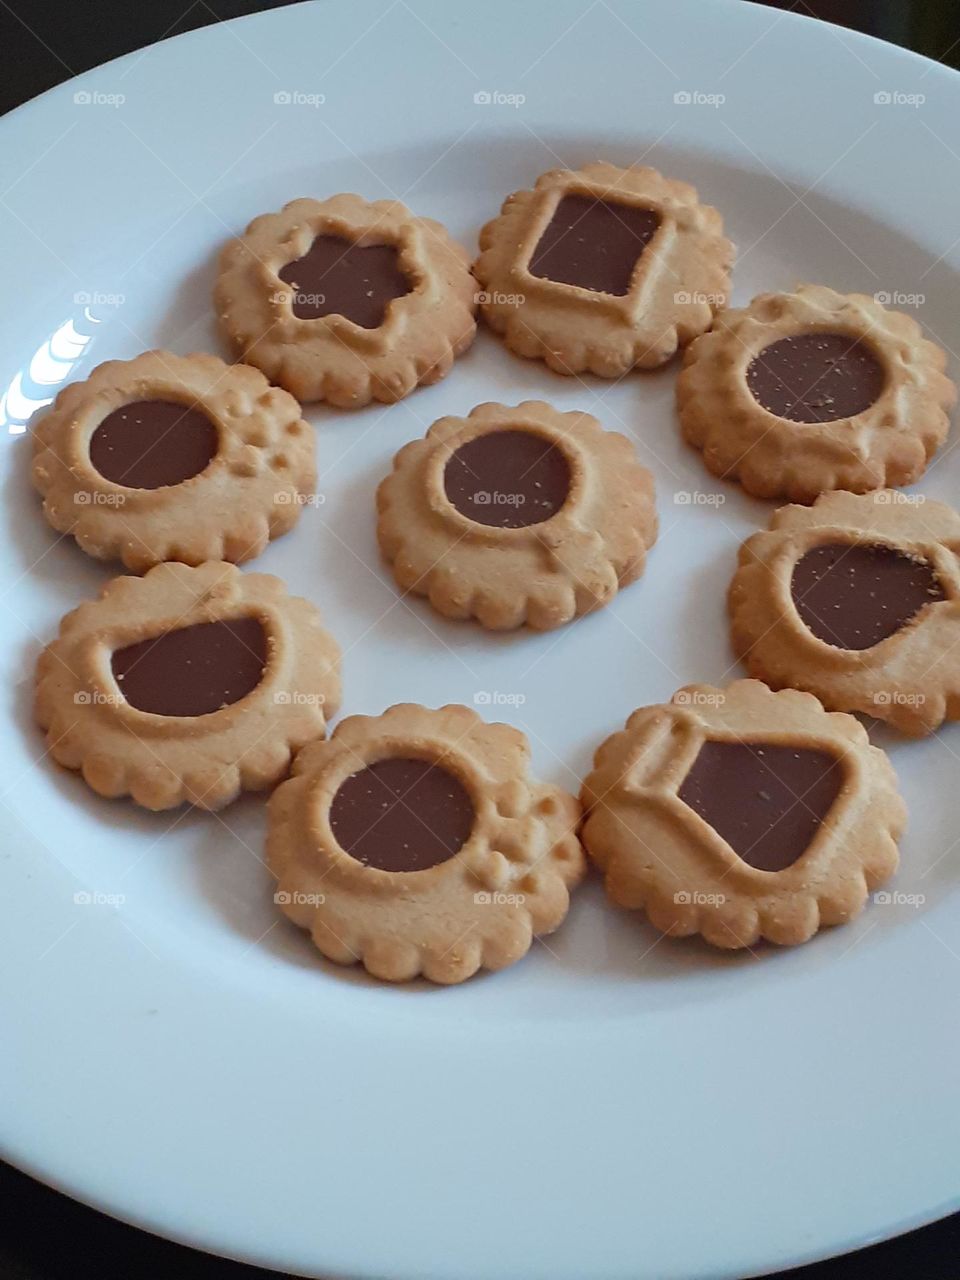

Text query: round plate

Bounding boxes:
[2,2,959,1277]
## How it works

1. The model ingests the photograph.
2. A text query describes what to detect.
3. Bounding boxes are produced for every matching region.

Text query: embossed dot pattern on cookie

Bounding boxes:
[528,194,661,295]
[678,740,844,872]
[746,333,886,423]
[790,541,946,650]
[89,400,219,489]
[278,234,411,327]
[329,757,475,872]
[111,616,268,717]
[443,428,571,529]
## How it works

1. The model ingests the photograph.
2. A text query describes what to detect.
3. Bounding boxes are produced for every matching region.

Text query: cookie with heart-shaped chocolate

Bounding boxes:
[730,489,960,735]
[581,679,904,949]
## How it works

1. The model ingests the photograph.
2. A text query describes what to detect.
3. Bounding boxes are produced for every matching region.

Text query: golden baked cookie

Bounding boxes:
[581,679,904,949]
[267,703,585,984]
[35,561,341,811]
[214,194,477,407]
[31,351,315,572]
[376,399,658,630]
[473,162,733,375]
[678,284,956,502]
[730,489,960,736]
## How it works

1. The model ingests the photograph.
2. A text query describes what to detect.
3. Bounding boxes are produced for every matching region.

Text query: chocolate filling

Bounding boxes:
[678,740,843,872]
[111,617,267,717]
[277,233,410,328]
[528,194,661,295]
[443,429,571,529]
[791,542,945,650]
[89,400,219,489]
[746,332,885,423]
[329,757,475,872]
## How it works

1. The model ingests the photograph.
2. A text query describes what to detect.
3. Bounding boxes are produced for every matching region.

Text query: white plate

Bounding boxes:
[2,2,959,1276]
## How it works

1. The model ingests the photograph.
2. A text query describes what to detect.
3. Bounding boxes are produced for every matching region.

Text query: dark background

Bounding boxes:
[1,1,958,1277]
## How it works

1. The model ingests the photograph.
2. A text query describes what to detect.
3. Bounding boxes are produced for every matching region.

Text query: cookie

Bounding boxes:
[377,399,658,630]
[581,679,904,949]
[729,489,960,735]
[267,703,585,984]
[678,284,956,502]
[31,351,315,572]
[473,162,733,375]
[214,195,477,407]
[35,561,341,811]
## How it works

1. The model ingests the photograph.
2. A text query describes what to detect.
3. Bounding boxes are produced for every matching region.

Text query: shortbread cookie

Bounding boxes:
[581,679,904,949]
[730,489,960,735]
[473,162,733,375]
[31,351,315,572]
[35,561,341,811]
[678,285,956,502]
[267,703,585,984]
[214,195,477,407]
[377,400,657,630]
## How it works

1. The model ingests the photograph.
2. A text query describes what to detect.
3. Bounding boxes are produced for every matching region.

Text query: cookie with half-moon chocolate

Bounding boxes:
[266,703,585,984]
[31,351,315,572]
[473,162,733,375]
[34,561,340,810]
[214,194,477,407]
[677,284,956,502]
[581,679,905,950]
[730,489,960,735]
[377,399,657,630]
